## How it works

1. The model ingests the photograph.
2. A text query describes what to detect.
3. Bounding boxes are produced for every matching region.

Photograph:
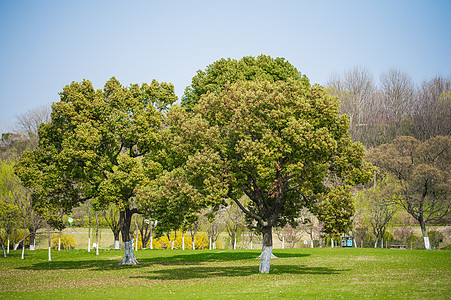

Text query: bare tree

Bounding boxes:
[102,204,121,249]
[15,104,51,147]
[412,76,451,140]
[225,200,245,250]
[380,69,415,122]
[327,67,378,145]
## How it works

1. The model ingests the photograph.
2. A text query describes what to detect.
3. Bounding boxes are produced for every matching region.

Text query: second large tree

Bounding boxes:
[161,78,375,273]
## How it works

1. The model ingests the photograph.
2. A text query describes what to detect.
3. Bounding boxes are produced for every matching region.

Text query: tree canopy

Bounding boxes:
[181,55,310,109]
[142,77,375,273]
[367,135,451,249]
[15,77,177,264]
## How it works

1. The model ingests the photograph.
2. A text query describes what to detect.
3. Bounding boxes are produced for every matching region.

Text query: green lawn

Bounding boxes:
[0,248,449,299]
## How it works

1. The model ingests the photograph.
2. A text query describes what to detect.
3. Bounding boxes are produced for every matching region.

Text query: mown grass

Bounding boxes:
[0,247,449,299]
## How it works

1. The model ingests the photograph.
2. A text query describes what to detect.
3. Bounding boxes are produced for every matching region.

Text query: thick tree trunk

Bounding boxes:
[420,223,431,250]
[259,226,273,274]
[114,240,120,250]
[118,209,138,265]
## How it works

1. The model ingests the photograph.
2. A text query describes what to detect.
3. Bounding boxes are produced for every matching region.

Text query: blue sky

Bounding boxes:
[1,0,450,133]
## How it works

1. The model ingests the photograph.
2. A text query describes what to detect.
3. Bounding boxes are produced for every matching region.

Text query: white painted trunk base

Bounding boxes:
[259,246,273,273]
[48,247,52,261]
[424,236,431,250]
[88,238,91,252]
[118,241,138,265]
[114,240,120,250]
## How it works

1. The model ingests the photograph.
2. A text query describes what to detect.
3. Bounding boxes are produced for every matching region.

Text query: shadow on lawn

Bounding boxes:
[16,250,310,271]
[131,264,347,281]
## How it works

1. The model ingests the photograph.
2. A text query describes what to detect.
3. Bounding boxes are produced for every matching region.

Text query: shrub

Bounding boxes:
[51,234,77,250]
[152,232,210,250]
[428,230,444,248]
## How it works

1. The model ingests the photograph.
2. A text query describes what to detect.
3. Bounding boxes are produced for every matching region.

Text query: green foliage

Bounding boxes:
[144,72,375,245]
[181,54,310,109]
[15,77,176,233]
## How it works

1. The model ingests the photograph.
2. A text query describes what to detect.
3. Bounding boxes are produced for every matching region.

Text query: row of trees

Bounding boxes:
[327,67,450,147]
[1,55,449,274]
[10,56,374,274]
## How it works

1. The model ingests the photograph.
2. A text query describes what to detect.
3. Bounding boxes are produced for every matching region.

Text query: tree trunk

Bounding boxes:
[420,223,431,250]
[95,212,100,255]
[150,221,153,250]
[47,225,51,261]
[113,230,120,250]
[29,233,36,250]
[182,232,185,250]
[2,243,6,257]
[88,223,91,252]
[118,209,138,265]
[259,226,273,274]
[7,238,9,254]
[21,218,26,260]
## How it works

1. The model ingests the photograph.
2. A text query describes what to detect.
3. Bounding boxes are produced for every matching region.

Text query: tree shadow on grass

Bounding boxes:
[140,250,310,265]
[130,264,348,281]
[16,250,310,271]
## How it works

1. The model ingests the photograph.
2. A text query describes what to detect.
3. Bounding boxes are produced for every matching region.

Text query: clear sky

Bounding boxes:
[1,0,450,133]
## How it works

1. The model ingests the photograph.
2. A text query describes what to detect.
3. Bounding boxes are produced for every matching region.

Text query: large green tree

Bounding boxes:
[149,78,375,273]
[16,77,176,264]
[367,136,451,249]
[139,55,311,239]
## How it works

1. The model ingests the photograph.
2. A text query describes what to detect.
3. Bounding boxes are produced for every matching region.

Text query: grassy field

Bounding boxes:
[0,248,449,299]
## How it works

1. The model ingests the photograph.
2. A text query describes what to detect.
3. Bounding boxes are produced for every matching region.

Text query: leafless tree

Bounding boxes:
[412,76,451,140]
[15,104,51,145]
[380,69,415,122]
